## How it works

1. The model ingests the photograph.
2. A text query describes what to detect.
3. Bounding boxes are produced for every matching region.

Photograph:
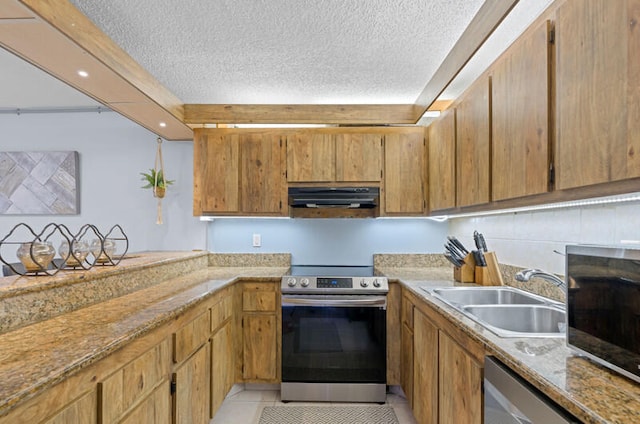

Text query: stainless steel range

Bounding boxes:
[281,265,388,403]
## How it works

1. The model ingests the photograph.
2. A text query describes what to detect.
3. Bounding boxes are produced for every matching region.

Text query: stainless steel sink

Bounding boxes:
[462,305,566,338]
[420,286,566,338]
[430,287,549,307]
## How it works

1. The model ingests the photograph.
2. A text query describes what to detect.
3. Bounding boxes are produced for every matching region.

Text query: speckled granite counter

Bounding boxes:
[0,251,289,417]
[379,265,640,424]
[2,252,638,423]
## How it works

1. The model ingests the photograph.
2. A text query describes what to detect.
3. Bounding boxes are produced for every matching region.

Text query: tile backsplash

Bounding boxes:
[449,199,640,275]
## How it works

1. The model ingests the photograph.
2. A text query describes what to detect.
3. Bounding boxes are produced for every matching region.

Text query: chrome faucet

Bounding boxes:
[515,269,566,290]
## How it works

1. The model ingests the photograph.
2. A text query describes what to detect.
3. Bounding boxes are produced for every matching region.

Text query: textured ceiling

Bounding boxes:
[0,0,556,115]
[68,0,485,105]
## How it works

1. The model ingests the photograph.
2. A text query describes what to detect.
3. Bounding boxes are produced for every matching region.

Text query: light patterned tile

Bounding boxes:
[210,400,270,424]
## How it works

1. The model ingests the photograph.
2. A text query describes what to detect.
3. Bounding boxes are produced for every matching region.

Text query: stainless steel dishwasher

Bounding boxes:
[484,357,579,423]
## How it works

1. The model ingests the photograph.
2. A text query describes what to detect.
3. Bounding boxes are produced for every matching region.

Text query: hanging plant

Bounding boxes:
[140,168,174,198]
[140,137,174,224]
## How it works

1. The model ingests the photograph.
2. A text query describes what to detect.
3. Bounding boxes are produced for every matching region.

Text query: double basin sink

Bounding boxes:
[421,286,566,338]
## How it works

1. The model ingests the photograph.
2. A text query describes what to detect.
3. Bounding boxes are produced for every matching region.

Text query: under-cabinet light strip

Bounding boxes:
[436,192,640,221]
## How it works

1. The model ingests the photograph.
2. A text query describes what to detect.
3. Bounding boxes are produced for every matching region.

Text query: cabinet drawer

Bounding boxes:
[211,294,233,332]
[99,338,171,424]
[173,310,211,364]
[242,284,277,312]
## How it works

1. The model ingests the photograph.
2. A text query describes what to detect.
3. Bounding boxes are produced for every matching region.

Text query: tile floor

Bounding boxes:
[210,385,418,424]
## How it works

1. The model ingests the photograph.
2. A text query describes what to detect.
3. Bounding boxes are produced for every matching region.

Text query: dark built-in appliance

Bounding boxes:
[280,265,388,403]
[566,244,640,384]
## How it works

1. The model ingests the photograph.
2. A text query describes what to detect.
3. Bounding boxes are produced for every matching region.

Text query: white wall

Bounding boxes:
[449,200,640,274]
[207,218,448,265]
[0,111,206,261]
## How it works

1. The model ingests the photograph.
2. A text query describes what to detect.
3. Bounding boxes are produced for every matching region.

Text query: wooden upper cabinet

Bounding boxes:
[383,129,427,215]
[193,129,287,216]
[556,0,640,190]
[193,131,239,214]
[456,77,491,207]
[335,133,383,182]
[286,133,335,182]
[491,20,551,201]
[240,133,286,214]
[428,108,456,211]
[287,130,382,183]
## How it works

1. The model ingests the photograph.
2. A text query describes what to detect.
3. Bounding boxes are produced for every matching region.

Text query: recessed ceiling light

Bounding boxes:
[77,70,89,78]
[159,122,167,128]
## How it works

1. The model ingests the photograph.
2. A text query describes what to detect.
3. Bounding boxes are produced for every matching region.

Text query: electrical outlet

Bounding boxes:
[252,233,261,247]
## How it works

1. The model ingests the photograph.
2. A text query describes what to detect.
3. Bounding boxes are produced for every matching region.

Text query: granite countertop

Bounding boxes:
[379,266,640,424]
[2,255,639,423]
[0,252,288,416]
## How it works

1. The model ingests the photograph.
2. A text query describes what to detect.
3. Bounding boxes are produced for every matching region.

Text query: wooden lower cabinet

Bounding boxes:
[400,293,415,407]
[438,332,483,424]
[211,321,234,417]
[403,289,485,424]
[413,309,438,424]
[173,343,211,424]
[239,282,280,383]
[242,314,277,381]
[99,338,172,424]
[119,382,170,424]
[401,322,414,408]
[42,390,97,424]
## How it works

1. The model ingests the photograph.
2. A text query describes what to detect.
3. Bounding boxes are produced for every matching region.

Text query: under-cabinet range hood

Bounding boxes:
[288,187,379,218]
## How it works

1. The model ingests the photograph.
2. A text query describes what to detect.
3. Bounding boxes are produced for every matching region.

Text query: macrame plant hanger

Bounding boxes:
[153,137,166,225]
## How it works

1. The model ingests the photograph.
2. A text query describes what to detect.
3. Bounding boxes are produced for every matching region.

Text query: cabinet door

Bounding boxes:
[43,390,97,424]
[286,133,335,182]
[556,0,636,189]
[174,343,211,424]
[211,321,234,418]
[400,323,414,408]
[120,381,170,424]
[492,20,550,201]
[100,338,171,424]
[242,314,277,381]
[386,283,402,386]
[335,133,382,182]
[384,131,426,215]
[240,133,286,215]
[173,310,211,364]
[428,108,456,211]
[194,131,240,214]
[413,310,438,424]
[456,77,490,207]
[438,332,482,424]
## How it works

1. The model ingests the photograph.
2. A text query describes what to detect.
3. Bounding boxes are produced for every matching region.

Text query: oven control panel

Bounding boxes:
[281,276,389,293]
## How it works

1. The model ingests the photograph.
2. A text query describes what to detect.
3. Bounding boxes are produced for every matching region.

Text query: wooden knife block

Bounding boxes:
[453,252,476,283]
[453,251,504,286]
[474,252,504,286]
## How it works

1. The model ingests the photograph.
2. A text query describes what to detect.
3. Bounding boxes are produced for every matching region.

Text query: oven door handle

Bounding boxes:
[281,296,387,308]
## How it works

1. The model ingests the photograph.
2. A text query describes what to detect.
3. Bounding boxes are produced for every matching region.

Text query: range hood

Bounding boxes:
[288,187,379,209]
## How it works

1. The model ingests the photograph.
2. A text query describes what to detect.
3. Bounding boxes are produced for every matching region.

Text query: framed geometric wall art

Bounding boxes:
[0,151,79,215]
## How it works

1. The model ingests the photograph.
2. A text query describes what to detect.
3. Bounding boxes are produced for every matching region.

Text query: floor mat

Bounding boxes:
[259,405,399,424]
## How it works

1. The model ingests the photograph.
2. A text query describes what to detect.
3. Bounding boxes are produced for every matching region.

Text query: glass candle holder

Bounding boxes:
[16,241,55,272]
